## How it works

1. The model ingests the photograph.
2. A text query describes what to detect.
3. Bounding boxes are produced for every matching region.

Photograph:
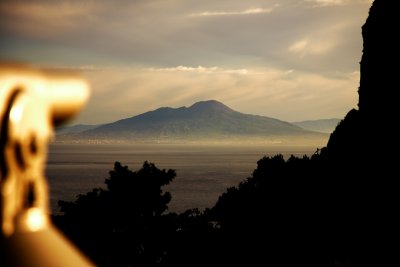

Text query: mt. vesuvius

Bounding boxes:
[58,100,328,145]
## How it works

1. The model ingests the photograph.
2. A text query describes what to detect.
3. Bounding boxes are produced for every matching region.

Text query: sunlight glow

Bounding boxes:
[305,0,372,7]
[25,207,46,232]
[306,0,346,7]
[289,39,309,54]
[146,66,249,75]
[288,37,336,56]
[9,99,25,124]
[190,8,272,17]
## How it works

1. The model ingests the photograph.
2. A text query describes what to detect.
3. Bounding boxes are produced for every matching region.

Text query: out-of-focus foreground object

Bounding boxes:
[0,63,94,266]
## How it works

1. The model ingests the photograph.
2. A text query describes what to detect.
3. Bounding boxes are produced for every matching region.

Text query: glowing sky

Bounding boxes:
[0,0,373,124]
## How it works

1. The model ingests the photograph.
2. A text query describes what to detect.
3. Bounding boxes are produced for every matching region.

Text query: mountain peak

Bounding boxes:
[189,100,233,112]
[190,99,228,108]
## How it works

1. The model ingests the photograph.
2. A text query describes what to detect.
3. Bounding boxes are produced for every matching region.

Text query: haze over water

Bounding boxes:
[46,143,317,214]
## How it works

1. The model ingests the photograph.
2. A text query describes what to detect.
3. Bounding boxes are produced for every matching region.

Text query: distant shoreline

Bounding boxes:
[52,134,329,147]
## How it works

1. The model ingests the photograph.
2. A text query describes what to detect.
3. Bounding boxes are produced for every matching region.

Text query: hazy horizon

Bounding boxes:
[47,143,320,214]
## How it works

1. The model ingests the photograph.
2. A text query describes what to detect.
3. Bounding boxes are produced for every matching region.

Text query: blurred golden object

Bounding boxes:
[0,63,94,266]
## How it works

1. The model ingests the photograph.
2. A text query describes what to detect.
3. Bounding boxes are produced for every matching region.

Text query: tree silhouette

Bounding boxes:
[105,161,174,222]
[208,153,335,266]
[55,161,176,266]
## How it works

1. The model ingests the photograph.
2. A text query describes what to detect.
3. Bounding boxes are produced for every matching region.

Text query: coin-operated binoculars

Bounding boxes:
[0,63,94,266]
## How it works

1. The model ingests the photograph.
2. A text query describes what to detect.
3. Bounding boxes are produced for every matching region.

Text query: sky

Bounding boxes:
[0,0,373,125]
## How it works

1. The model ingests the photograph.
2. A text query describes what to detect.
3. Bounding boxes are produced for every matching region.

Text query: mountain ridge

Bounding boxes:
[57,100,328,145]
[292,118,341,133]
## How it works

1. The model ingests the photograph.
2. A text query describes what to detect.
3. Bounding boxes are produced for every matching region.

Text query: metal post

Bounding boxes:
[0,63,94,266]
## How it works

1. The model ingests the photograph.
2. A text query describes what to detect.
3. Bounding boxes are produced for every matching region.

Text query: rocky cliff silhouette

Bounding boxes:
[327,0,398,157]
[323,0,399,265]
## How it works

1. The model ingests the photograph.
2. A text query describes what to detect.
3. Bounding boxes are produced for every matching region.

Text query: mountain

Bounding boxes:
[292,118,340,133]
[56,124,100,134]
[57,100,328,145]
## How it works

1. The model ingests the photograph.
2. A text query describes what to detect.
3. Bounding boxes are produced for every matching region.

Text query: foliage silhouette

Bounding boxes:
[208,153,336,266]
[55,161,176,266]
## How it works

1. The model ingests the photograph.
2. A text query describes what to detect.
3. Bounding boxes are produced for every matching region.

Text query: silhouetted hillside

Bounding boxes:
[322,2,399,264]
[59,100,327,144]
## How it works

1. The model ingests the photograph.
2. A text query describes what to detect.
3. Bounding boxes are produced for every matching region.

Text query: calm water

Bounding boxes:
[46,144,317,214]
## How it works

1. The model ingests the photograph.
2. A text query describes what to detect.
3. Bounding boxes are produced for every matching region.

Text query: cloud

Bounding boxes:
[0,0,372,74]
[289,39,309,54]
[147,66,249,75]
[288,37,337,57]
[189,7,273,17]
[305,0,373,7]
[305,0,346,6]
[0,1,98,38]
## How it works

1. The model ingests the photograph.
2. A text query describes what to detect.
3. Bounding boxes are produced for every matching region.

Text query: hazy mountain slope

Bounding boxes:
[56,124,100,134]
[292,119,340,133]
[58,100,328,144]
[83,100,313,136]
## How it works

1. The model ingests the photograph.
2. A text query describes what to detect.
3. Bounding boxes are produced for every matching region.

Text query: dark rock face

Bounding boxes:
[359,0,399,117]
[327,0,400,157]
[324,1,400,265]
[357,0,399,152]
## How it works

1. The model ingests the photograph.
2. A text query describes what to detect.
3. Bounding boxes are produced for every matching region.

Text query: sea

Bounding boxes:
[46,144,318,214]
